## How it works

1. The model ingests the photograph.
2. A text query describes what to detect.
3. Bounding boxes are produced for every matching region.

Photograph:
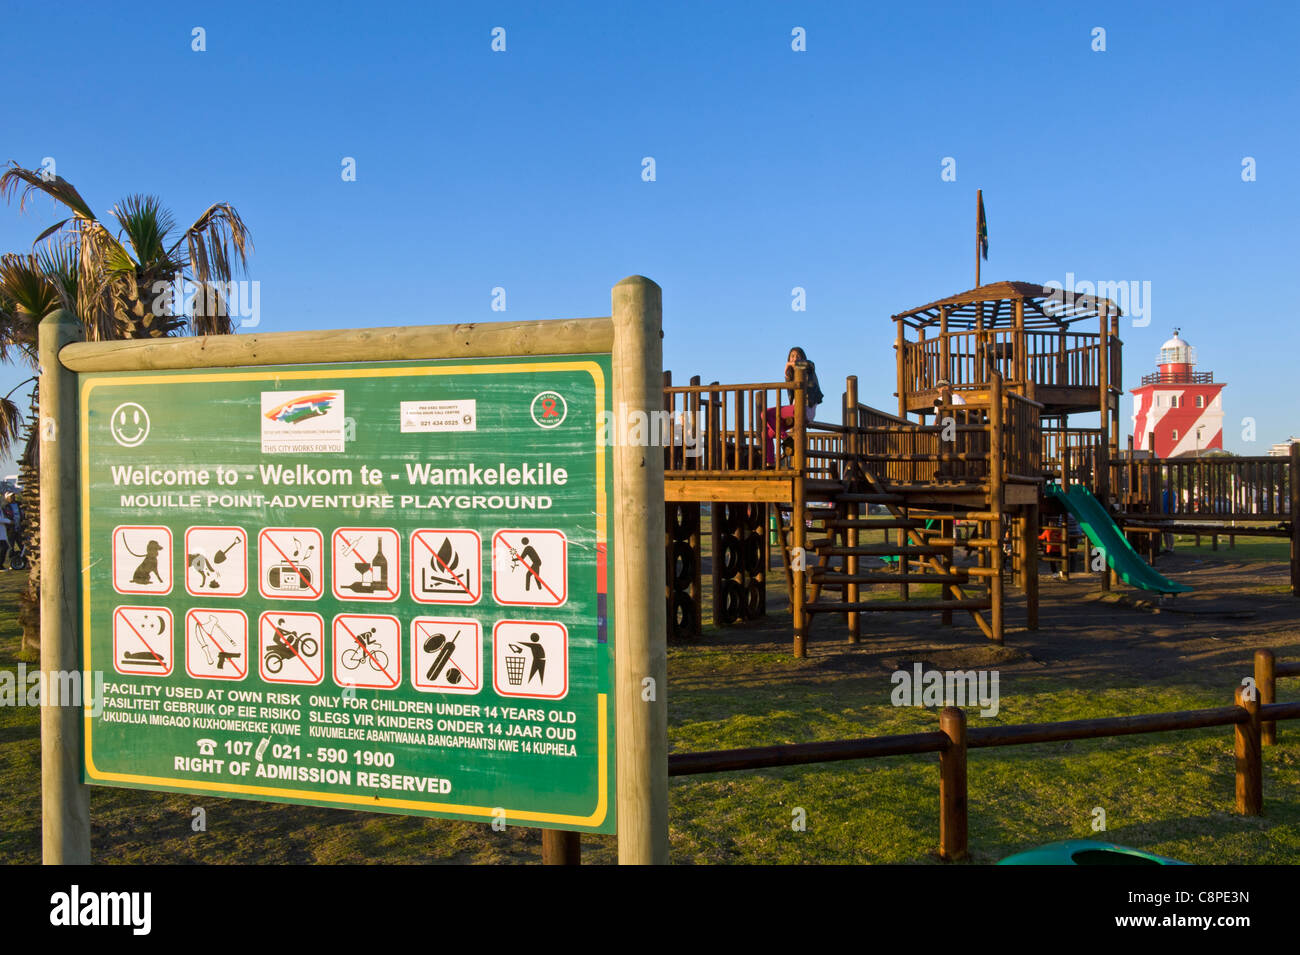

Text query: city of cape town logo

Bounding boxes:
[264,392,338,425]
[261,390,346,454]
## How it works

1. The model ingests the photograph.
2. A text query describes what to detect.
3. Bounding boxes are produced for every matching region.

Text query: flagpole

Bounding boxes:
[975,189,982,288]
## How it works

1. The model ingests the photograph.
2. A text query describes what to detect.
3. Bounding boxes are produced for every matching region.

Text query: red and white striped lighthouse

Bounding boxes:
[1131,329,1226,457]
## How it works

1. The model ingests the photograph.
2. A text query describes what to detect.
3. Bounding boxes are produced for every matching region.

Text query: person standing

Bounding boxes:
[0,497,9,570]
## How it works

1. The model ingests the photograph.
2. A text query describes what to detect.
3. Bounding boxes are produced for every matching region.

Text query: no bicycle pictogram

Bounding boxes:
[411,529,481,605]
[112,606,174,677]
[258,527,323,600]
[492,529,567,607]
[333,614,402,690]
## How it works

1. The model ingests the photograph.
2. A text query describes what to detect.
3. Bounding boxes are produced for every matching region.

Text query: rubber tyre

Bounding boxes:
[719,535,742,577]
[719,578,743,625]
[671,541,696,588]
[741,533,764,577]
[743,579,766,619]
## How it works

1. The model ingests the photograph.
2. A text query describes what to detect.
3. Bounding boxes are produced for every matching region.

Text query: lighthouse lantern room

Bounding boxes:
[1131,329,1226,457]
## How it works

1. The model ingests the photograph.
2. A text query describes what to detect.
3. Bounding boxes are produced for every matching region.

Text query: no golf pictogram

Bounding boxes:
[258,527,323,600]
[185,609,248,680]
[493,620,568,700]
[113,606,174,676]
[492,529,567,607]
[411,529,481,604]
[258,611,324,685]
[411,618,481,695]
[112,525,172,595]
[333,614,401,690]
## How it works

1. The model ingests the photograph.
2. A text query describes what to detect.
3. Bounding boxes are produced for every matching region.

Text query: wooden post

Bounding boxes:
[1234,686,1262,816]
[611,276,669,865]
[542,829,581,864]
[939,306,951,385]
[895,318,907,418]
[989,374,1005,643]
[1013,297,1025,386]
[1023,503,1039,630]
[792,362,809,658]
[844,376,860,644]
[1291,444,1299,597]
[1097,304,1112,592]
[939,707,968,861]
[40,310,91,865]
[1256,649,1277,746]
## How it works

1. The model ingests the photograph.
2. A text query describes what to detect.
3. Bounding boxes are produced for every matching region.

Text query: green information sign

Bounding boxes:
[80,354,616,833]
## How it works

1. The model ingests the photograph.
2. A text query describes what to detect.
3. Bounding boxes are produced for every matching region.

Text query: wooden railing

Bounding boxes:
[1116,454,1294,521]
[669,659,1297,861]
[901,330,1110,399]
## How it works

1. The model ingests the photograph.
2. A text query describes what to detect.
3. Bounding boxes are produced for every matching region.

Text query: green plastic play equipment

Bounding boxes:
[998,839,1187,865]
[1045,483,1192,595]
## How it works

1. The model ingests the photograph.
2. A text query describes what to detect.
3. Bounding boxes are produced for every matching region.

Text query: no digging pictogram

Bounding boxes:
[112,606,174,677]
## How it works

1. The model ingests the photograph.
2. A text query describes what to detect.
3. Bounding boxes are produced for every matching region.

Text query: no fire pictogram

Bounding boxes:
[410,529,481,604]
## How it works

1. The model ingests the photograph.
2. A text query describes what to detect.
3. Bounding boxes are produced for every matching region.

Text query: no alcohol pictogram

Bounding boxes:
[332,528,400,601]
[492,529,567,607]
[113,606,174,676]
[410,529,481,605]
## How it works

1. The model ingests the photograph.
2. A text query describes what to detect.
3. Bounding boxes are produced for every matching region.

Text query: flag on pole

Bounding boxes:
[977,190,989,261]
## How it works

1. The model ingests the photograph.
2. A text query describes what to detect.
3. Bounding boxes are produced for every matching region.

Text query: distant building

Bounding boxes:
[1270,437,1299,457]
[1130,329,1225,457]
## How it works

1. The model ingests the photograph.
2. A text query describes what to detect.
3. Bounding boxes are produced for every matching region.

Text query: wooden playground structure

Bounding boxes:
[662,281,1299,656]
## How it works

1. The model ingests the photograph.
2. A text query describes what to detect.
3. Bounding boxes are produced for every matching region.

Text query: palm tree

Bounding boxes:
[0,163,253,651]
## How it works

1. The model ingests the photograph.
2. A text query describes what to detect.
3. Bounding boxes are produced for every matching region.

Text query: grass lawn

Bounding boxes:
[3,564,1299,864]
[1169,533,1291,563]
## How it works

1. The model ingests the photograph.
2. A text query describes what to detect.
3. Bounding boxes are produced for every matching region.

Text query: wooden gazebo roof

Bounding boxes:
[892,280,1122,331]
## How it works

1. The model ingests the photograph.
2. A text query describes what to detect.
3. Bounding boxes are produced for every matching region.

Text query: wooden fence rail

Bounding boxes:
[667,661,1298,862]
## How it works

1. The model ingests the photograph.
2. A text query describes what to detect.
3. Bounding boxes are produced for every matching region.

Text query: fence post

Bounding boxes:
[844,376,860,645]
[939,706,968,861]
[1291,443,1299,597]
[988,374,1004,644]
[40,310,91,865]
[611,276,669,864]
[542,829,582,865]
[1255,649,1276,746]
[1234,686,1262,816]
[791,362,808,658]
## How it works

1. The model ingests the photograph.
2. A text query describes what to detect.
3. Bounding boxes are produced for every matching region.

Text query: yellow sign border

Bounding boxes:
[80,359,611,828]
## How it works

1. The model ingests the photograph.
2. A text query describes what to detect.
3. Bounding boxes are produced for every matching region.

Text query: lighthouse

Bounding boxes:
[1131,329,1226,457]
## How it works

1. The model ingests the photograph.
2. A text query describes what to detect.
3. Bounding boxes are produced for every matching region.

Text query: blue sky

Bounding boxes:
[2,0,1296,471]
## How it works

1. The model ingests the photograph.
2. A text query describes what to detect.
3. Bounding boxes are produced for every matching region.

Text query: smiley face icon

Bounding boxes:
[111,402,150,448]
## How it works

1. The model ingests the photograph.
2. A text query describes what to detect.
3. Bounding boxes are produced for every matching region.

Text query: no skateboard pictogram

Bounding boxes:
[112,525,172,595]
[411,618,481,695]
[491,529,567,607]
[492,620,568,700]
[258,527,323,600]
[185,609,248,680]
[113,606,174,676]
[333,614,402,690]
[258,611,324,685]
[410,529,481,604]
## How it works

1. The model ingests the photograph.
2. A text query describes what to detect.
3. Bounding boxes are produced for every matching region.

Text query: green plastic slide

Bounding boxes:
[1045,483,1192,595]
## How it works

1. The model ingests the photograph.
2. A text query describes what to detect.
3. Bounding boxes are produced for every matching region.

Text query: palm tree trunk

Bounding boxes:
[18,393,39,654]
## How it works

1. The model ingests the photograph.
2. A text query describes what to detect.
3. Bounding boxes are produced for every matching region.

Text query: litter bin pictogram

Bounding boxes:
[505,649,526,686]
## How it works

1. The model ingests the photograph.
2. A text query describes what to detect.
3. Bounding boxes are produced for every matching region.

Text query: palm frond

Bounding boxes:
[112,195,177,269]
[0,395,26,460]
[175,202,253,287]
[0,163,98,220]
